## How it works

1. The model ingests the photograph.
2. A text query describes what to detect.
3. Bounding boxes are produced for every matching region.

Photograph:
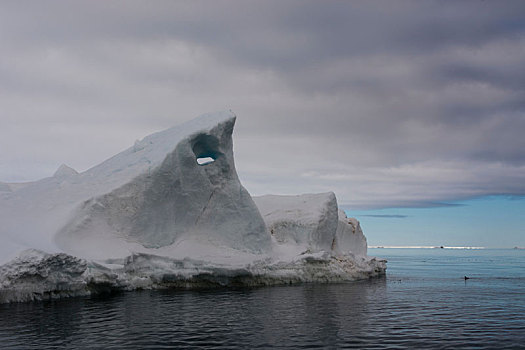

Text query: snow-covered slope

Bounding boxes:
[0,111,385,303]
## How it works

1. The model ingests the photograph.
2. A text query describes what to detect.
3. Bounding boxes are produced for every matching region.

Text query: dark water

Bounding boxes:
[1,249,524,349]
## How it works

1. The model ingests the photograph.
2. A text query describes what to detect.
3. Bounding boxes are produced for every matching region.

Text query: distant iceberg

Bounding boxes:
[0,111,385,303]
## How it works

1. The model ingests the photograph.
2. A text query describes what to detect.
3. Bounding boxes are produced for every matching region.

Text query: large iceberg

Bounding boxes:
[0,111,385,303]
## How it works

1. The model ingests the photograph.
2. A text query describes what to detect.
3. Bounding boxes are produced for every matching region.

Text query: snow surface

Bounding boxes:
[0,111,385,303]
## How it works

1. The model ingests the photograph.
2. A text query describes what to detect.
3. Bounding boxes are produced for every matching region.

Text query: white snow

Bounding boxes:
[0,111,385,303]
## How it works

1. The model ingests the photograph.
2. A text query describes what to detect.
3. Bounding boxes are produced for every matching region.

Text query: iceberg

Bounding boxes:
[0,111,385,303]
[253,192,367,257]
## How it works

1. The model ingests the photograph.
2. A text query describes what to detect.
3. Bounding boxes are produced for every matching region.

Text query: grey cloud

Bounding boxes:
[1,1,524,208]
[358,215,409,219]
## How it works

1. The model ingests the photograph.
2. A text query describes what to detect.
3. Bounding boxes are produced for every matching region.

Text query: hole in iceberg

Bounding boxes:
[196,156,216,166]
[192,134,222,166]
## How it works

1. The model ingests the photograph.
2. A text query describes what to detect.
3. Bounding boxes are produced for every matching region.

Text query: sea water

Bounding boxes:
[0,248,524,349]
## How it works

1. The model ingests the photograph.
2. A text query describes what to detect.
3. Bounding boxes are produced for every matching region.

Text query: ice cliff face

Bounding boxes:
[0,250,88,303]
[0,111,385,303]
[253,193,367,257]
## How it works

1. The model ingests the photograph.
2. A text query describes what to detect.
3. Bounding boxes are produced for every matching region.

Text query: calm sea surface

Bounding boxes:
[1,248,524,349]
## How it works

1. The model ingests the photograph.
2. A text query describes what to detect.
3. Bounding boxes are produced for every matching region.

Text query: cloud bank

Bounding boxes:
[1,1,524,209]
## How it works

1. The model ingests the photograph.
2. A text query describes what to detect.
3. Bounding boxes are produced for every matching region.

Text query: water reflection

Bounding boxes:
[0,279,389,349]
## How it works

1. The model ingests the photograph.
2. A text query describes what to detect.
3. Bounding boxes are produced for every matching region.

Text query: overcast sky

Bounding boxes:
[1,0,524,211]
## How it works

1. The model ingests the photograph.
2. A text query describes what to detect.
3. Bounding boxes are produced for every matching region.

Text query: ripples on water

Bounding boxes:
[1,249,524,349]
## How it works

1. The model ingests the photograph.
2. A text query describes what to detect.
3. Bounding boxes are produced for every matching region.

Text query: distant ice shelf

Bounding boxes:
[0,111,385,303]
[369,246,486,249]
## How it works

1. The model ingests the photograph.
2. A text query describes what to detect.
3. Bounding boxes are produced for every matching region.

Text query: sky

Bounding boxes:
[1,1,524,247]
[351,196,525,248]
